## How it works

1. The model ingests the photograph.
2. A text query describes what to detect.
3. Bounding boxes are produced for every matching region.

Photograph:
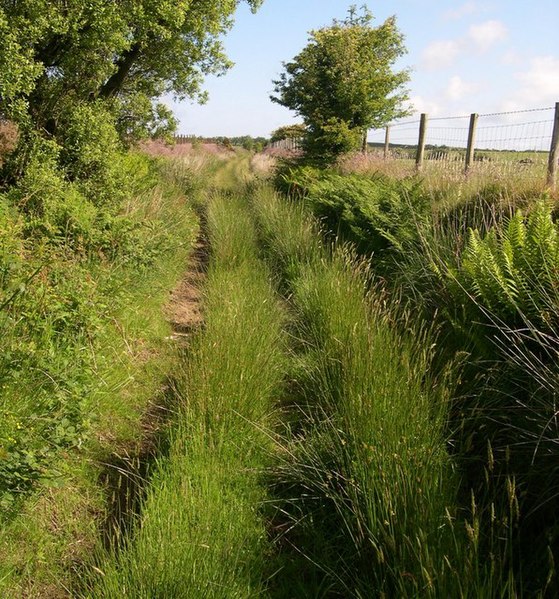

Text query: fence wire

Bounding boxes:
[367,105,557,185]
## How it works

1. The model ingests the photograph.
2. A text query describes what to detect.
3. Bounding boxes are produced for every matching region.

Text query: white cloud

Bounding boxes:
[422,40,461,70]
[443,2,479,21]
[501,49,522,66]
[504,56,559,111]
[468,20,508,52]
[421,19,507,71]
[408,95,441,116]
[445,76,479,101]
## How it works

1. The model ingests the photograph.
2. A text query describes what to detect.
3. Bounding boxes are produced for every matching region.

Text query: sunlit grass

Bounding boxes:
[252,187,498,597]
[88,192,287,597]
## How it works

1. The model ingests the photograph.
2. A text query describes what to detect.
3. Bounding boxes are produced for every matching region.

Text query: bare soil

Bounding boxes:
[165,226,208,341]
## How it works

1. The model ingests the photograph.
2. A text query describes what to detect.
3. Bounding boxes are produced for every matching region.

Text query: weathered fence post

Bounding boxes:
[465,113,478,174]
[384,126,391,159]
[547,102,559,188]
[416,113,428,171]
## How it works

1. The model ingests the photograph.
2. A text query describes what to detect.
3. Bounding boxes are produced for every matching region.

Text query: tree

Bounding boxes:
[0,1,262,140]
[270,124,307,143]
[271,5,409,163]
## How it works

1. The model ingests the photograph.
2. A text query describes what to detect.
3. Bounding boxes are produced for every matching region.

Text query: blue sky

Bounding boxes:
[170,0,559,138]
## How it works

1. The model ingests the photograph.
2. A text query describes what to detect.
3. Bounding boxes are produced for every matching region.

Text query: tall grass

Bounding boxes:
[0,156,200,596]
[88,192,287,597]
[338,152,554,203]
[251,187,496,597]
[283,161,559,594]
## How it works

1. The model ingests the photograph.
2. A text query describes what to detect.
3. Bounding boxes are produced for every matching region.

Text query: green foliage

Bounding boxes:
[251,187,495,597]
[0,255,103,514]
[0,0,264,195]
[276,167,429,259]
[456,200,559,329]
[271,5,409,163]
[59,102,121,182]
[0,202,23,286]
[0,0,262,128]
[0,152,198,516]
[115,95,178,142]
[304,117,363,164]
[0,156,199,594]
[272,162,322,197]
[270,123,306,142]
[6,143,97,244]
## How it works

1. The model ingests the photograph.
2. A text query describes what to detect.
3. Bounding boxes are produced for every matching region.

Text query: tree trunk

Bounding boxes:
[98,43,142,99]
[361,128,368,153]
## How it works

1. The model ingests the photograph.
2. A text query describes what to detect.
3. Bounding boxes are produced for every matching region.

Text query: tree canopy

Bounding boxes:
[271,6,409,163]
[270,124,307,143]
[0,0,262,140]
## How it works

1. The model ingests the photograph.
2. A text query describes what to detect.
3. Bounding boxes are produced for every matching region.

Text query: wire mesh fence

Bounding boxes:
[367,104,559,188]
[267,137,303,151]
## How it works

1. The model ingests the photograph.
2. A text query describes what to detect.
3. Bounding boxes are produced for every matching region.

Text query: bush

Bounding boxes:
[6,146,98,248]
[58,101,129,208]
[303,118,363,165]
[305,171,429,259]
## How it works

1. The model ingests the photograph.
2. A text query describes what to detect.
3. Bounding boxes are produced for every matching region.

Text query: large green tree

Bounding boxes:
[271,6,409,163]
[0,0,262,139]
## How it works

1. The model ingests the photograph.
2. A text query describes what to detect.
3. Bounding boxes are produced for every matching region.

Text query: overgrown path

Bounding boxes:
[99,214,210,553]
[84,160,287,597]
[79,155,483,597]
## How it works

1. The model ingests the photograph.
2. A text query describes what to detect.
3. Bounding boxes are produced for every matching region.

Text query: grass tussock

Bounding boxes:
[88,192,287,598]
[251,187,496,597]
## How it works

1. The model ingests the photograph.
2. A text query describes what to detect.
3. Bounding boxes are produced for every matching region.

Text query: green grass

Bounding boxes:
[250,186,501,597]
[0,157,199,596]
[273,160,559,594]
[87,191,288,597]
[7,148,549,596]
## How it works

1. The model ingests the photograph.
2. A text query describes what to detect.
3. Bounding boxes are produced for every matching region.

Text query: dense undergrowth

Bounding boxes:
[0,144,205,594]
[274,160,559,595]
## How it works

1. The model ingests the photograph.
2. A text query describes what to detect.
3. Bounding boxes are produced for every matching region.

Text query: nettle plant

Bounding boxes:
[457,200,559,330]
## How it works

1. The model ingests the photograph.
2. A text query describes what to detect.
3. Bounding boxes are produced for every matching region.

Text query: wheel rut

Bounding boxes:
[98,217,208,551]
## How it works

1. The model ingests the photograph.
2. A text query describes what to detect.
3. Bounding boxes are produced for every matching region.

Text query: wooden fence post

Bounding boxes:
[384,126,391,159]
[465,113,478,174]
[547,102,559,188]
[416,113,428,171]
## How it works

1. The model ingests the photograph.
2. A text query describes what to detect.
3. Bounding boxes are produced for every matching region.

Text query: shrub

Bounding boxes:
[303,118,363,165]
[6,147,98,248]
[305,172,429,258]
[58,101,128,208]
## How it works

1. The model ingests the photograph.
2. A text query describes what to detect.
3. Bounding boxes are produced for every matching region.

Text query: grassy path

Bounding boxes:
[87,189,287,597]
[81,156,500,597]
